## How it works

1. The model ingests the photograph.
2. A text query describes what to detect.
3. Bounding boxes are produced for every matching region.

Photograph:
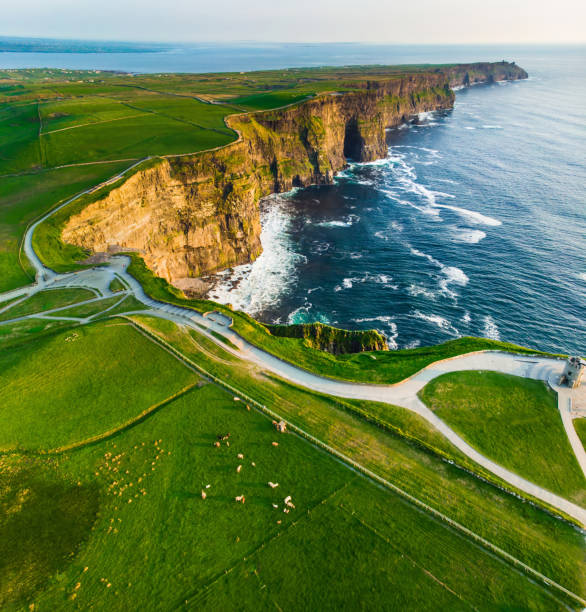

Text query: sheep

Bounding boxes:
[237,453,244,459]
[236,465,242,473]
[235,495,245,503]
[267,482,279,488]
[201,490,207,500]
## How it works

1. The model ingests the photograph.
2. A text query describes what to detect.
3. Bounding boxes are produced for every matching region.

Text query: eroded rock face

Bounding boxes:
[62,64,526,285]
[63,160,262,281]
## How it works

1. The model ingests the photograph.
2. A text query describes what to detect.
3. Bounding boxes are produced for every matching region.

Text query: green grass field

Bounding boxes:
[0,317,76,349]
[0,287,95,321]
[108,277,126,293]
[419,371,586,505]
[0,320,198,451]
[128,315,586,599]
[1,376,571,610]
[51,295,126,319]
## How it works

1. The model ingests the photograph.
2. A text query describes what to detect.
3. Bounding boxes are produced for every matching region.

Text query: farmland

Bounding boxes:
[0,66,584,610]
[0,335,574,610]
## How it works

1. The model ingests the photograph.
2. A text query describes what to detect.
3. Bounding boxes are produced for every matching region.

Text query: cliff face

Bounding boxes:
[62,63,525,289]
[443,61,528,88]
[267,322,389,354]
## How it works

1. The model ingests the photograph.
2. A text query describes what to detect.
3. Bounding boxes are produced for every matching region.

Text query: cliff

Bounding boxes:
[267,322,389,354]
[442,61,528,88]
[62,63,526,290]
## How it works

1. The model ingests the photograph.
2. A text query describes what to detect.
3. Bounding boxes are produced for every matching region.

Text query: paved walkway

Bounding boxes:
[3,200,585,526]
[549,375,586,479]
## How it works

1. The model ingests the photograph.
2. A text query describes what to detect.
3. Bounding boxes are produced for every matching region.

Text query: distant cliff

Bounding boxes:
[442,61,528,88]
[62,62,526,291]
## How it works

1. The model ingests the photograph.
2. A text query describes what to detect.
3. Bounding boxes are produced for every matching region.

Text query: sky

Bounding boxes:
[1,0,585,45]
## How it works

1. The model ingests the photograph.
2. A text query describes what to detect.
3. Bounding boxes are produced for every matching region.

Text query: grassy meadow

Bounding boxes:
[419,371,586,505]
[0,287,95,321]
[0,320,198,451]
[127,315,586,599]
[0,361,573,610]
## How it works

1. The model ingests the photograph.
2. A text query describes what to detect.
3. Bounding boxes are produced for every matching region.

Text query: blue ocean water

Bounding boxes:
[205,47,586,354]
[2,42,584,353]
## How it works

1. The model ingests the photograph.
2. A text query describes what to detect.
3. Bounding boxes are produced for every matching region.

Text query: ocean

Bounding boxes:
[2,42,584,353]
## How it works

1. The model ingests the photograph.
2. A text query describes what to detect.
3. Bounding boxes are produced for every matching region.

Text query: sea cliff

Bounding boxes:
[62,62,527,291]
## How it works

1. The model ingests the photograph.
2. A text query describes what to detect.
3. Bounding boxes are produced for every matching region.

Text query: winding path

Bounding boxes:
[1,174,585,527]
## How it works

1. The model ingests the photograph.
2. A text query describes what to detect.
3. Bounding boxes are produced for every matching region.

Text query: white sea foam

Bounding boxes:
[407,284,438,300]
[205,197,303,315]
[316,214,360,228]
[417,111,437,122]
[310,241,332,254]
[353,315,395,324]
[287,302,328,325]
[482,125,502,129]
[374,274,394,286]
[411,310,460,336]
[403,339,422,349]
[452,228,487,243]
[435,204,502,226]
[439,266,469,297]
[334,272,396,292]
[464,126,476,130]
[334,274,366,292]
[578,272,586,282]
[434,178,459,185]
[408,246,469,298]
[286,301,331,325]
[482,316,501,341]
[461,311,471,324]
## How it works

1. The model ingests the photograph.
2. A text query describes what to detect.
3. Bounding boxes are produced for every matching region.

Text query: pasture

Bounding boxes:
[0,320,198,451]
[127,315,586,599]
[0,379,571,610]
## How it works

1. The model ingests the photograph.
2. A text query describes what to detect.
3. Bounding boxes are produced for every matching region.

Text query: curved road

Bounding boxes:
[4,182,585,526]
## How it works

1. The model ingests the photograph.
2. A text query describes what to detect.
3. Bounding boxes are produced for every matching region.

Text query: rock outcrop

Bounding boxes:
[62,63,526,287]
[267,322,389,354]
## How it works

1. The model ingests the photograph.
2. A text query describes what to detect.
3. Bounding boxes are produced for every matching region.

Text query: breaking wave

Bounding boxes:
[482,316,501,341]
[205,196,303,315]
[451,228,487,243]
[410,310,460,336]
